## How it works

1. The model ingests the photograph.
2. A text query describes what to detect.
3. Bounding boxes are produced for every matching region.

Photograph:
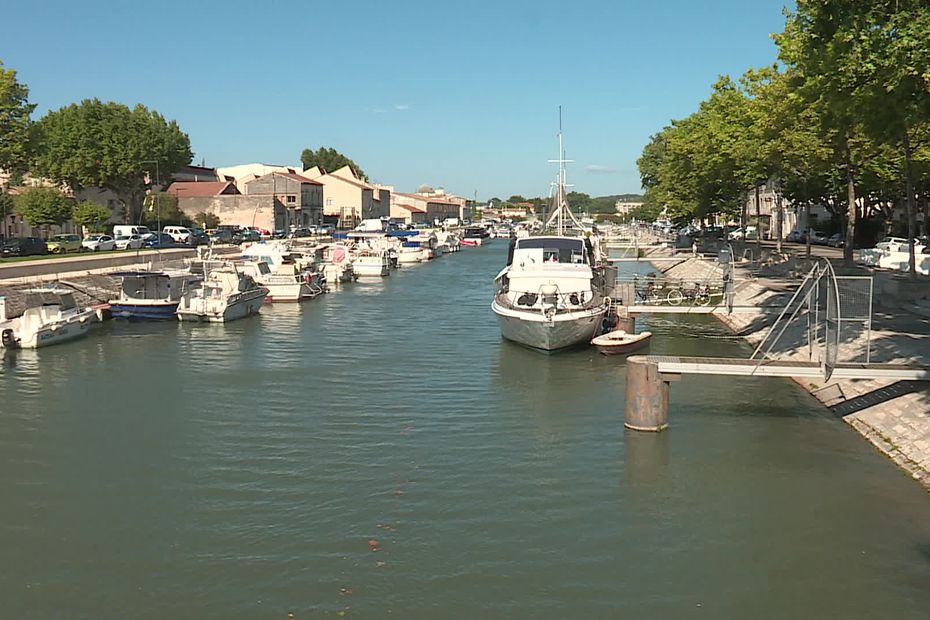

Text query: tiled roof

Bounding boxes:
[167,181,240,197]
[396,204,426,213]
[275,171,323,186]
[321,174,372,190]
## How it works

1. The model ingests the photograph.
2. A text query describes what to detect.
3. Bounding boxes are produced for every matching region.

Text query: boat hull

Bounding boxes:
[3,317,92,349]
[591,331,652,355]
[109,302,179,320]
[177,290,267,323]
[354,264,390,277]
[491,300,605,351]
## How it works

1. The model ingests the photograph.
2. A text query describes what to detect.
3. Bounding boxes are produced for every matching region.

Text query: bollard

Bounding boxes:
[615,315,635,334]
[625,356,670,432]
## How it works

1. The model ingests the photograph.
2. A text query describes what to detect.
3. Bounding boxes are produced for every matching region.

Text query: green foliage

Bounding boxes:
[31,99,192,222]
[300,147,367,180]
[142,192,191,228]
[71,200,111,232]
[0,61,36,173]
[13,187,73,228]
[196,211,220,229]
[0,189,13,219]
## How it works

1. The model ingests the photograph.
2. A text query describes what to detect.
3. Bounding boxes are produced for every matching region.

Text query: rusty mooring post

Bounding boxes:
[615,308,635,334]
[625,356,670,432]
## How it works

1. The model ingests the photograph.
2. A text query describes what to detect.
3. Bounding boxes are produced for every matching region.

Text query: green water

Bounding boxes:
[1,243,928,619]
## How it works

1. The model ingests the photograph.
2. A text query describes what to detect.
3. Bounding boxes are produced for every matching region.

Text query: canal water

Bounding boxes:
[1,242,929,619]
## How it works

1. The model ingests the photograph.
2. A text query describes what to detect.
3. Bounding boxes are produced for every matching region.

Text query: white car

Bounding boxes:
[114,234,144,250]
[81,234,116,252]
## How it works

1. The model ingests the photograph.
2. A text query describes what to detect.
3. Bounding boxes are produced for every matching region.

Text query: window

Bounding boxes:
[326,198,333,206]
[286,195,296,204]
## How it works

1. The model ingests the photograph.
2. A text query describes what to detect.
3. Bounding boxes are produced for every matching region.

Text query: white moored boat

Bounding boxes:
[238,261,323,302]
[353,251,391,277]
[490,119,612,351]
[177,265,268,322]
[0,288,96,349]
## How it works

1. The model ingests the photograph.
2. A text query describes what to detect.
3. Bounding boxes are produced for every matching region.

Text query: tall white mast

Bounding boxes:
[546,106,579,234]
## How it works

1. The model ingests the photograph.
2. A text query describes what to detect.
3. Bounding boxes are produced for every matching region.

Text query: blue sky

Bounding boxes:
[3,0,791,200]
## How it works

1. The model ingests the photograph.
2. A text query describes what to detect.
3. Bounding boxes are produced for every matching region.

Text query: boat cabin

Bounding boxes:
[112,271,190,302]
[507,236,593,267]
[23,288,78,311]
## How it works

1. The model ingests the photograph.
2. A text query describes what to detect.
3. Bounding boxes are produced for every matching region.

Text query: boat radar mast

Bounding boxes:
[544,106,585,235]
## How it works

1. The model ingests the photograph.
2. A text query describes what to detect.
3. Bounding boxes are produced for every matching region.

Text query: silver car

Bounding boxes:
[114,234,144,250]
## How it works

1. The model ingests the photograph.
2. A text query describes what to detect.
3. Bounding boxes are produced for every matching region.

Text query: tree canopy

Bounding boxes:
[14,187,73,229]
[300,147,367,180]
[72,200,112,232]
[31,99,192,223]
[0,61,35,175]
[637,1,930,269]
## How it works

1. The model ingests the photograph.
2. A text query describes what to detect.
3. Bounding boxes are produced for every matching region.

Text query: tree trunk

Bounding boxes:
[843,131,857,265]
[922,191,930,236]
[754,185,762,254]
[805,203,812,259]
[903,129,917,278]
[739,191,747,235]
[775,179,783,254]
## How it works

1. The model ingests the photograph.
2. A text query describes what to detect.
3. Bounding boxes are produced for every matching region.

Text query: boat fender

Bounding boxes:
[1,328,18,348]
[305,272,313,286]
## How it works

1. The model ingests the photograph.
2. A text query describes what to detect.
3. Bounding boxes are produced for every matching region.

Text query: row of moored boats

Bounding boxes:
[0,227,495,349]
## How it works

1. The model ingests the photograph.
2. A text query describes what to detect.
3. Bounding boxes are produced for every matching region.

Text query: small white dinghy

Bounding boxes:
[591,329,652,356]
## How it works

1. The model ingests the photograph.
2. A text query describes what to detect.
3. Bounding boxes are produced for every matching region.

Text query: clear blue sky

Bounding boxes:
[3,0,791,200]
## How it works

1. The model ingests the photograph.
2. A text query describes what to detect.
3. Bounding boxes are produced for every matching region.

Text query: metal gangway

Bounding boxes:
[622,259,930,431]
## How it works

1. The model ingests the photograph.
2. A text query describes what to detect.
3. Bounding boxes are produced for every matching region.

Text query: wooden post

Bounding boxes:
[615,308,635,334]
[625,356,670,432]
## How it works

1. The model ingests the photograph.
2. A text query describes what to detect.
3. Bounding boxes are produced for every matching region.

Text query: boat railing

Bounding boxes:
[495,283,606,315]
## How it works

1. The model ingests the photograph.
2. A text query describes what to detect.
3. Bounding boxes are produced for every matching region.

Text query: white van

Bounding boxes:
[113,225,151,238]
[162,226,192,243]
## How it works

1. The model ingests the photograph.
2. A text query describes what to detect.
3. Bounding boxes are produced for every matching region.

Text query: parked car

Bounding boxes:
[808,230,828,245]
[1,237,49,257]
[46,233,83,254]
[81,234,116,252]
[188,228,210,246]
[114,234,145,250]
[208,229,234,244]
[143,232,188,249]
[288,227,312,238]
[826,233,844,248]
[728,226,758,241]
[233,229,261,243]
[113,225,151,238]
[317,224,335,236]
[162,226,192,243]
[786,230,806,243]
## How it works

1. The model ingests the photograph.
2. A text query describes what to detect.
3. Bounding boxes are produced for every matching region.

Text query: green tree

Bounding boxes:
[71,200,112,233]
[0,61,36,174]
[31,99,192,224]
[141,192,191,228]
[300,147,367,180]
[14,187,73,232]
[195,211,220,229]
[0,189,13,236]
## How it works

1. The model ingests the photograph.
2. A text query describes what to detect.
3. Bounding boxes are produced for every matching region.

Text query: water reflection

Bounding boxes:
[623,429,670,486]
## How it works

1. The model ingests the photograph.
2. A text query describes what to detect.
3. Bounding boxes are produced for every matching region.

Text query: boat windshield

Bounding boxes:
[516,237,587,264]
